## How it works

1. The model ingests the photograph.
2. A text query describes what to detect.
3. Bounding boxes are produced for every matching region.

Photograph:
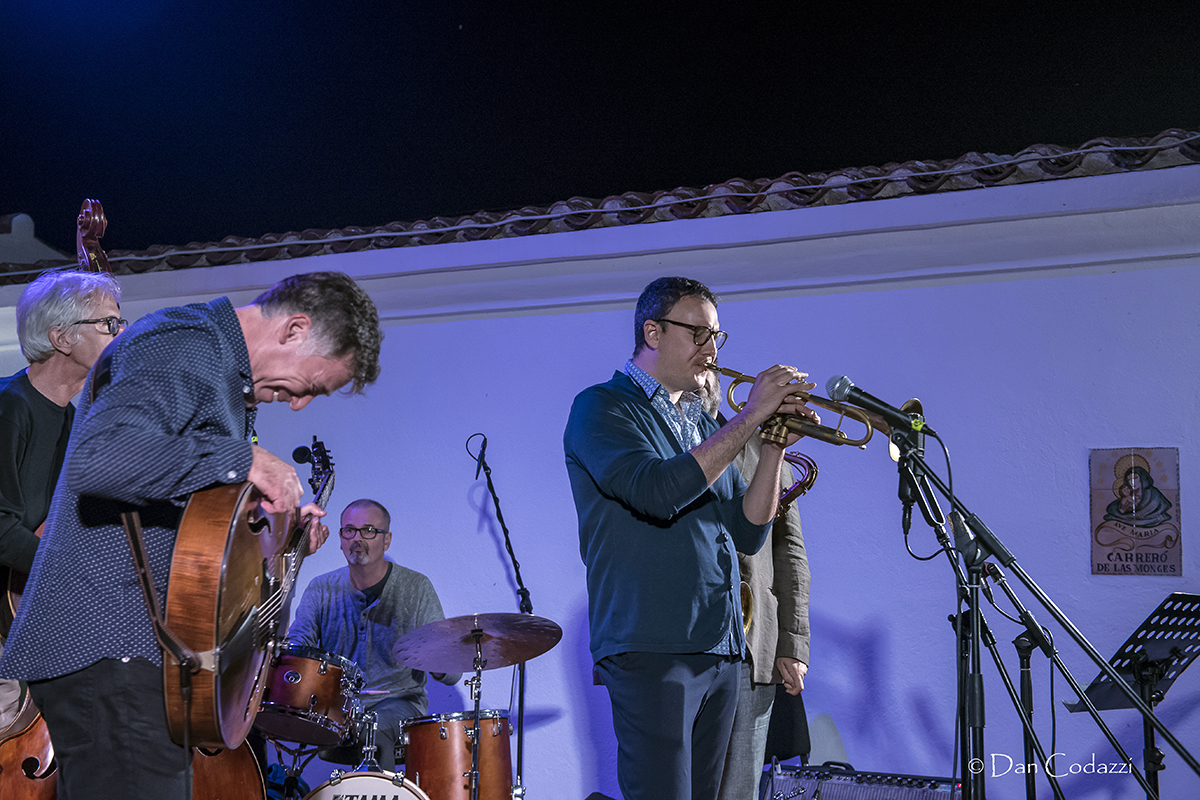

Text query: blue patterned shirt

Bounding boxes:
[0,298,257,680]
[624,360,704,450]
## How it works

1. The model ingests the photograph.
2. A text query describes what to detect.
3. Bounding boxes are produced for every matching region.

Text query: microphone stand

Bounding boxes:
[898,433,986,797]
[1012,632,1037,800]
[468,433,532,799]
[895,439,1196,798]
[896,428,1068,800]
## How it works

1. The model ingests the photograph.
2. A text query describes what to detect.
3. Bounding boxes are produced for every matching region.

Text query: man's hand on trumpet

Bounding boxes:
[694,363,821,526]
[692,364,816,491]
[742,364,821,443]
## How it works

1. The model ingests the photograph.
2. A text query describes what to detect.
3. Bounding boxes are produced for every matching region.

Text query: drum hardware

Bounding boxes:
[393,612,562,800]
[267,740,324,800]
[465,629,486,800]
[352,710,383,774]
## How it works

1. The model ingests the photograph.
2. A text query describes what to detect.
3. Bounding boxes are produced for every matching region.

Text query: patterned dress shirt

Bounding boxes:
[0,298,256,681]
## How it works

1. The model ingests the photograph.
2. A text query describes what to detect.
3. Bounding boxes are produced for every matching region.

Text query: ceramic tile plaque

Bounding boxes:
[1090,447,1181,576]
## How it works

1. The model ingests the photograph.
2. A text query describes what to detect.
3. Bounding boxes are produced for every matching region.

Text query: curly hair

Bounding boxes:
[252,272,383,393]
[632,276,718,356]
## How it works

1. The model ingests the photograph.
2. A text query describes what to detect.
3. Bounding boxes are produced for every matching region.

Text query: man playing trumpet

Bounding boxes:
[564,276,816,800]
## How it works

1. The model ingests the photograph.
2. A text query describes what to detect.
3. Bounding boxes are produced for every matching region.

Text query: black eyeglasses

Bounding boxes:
[654,318,728,350]
[70,316,127,336]
[339,525,387,540]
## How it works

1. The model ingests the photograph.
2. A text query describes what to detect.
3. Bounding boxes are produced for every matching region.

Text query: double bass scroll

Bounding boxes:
[76,199,113,275]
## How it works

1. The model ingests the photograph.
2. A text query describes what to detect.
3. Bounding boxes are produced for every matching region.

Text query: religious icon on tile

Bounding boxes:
[1090,447,1181,576]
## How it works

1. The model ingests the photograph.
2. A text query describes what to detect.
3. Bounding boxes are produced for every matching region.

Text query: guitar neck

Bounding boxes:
[284,471,335,579]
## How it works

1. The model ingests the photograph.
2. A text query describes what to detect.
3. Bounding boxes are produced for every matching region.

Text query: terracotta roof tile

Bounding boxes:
[3,127,1197,281]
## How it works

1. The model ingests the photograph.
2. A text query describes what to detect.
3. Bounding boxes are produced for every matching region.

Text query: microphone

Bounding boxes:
[825,375,932,435]
[474,435,487,480]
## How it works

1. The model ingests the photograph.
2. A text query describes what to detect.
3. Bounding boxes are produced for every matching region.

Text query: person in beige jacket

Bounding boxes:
[705,370,811,800]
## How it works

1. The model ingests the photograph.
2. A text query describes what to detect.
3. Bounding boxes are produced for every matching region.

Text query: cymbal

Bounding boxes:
[393,612,563,673]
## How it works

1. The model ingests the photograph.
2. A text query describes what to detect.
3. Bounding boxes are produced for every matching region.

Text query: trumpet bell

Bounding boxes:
[740,580,753,637]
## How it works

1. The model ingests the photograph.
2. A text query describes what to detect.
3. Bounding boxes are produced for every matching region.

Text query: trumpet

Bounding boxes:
[705,363,877,449]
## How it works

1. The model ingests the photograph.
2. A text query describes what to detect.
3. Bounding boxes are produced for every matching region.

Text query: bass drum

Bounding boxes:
[304,771,429,800]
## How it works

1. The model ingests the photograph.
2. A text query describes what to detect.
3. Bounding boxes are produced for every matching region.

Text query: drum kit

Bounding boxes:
[255,612,562,800]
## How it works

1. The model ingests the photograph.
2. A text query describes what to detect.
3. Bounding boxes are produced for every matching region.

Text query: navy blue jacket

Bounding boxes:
[564,371,770,662]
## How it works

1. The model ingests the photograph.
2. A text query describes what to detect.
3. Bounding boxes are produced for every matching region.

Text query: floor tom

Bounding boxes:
[399,710,513,800]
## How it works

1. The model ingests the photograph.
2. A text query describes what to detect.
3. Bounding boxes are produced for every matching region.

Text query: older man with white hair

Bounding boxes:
[0,269,123,731]
[0,269,124,574]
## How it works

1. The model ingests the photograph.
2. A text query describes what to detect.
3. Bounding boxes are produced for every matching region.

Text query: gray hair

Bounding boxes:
[251,272,382,394]
[17,271,122,364]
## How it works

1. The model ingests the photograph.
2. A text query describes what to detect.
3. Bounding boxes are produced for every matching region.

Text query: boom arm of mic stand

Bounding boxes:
[936,515,1068,800]
[906,448,1200,783]
[986,565,1156,798]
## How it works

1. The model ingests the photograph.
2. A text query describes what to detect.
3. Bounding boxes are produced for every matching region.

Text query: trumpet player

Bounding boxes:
[564,276,817,800]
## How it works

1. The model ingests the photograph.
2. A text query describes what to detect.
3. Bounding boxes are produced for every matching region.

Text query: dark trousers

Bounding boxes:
[30,657,191,800]
[596,652,740,800]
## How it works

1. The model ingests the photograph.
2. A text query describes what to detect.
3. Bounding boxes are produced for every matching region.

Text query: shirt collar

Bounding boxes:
[624,360,703,407]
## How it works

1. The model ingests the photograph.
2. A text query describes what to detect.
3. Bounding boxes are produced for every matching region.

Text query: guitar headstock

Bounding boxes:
[293,436,335,511]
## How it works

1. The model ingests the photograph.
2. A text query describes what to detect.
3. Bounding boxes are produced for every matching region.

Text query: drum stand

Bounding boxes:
[352,710,383,773]
[269,740,322,799]
[465,628,487,800]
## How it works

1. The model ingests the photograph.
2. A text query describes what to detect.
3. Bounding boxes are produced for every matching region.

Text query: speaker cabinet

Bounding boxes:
[760,763,961,799]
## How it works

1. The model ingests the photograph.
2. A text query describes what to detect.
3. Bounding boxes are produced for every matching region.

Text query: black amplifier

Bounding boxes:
[760,763,961,800]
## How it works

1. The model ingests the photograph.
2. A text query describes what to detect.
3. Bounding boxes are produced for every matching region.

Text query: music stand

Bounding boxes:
[1065,592,1200,799]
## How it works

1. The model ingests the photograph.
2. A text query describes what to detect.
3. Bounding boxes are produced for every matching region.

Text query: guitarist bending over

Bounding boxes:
[0,271,383,799]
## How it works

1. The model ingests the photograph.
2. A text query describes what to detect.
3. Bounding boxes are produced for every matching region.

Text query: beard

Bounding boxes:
[345,548,371,566]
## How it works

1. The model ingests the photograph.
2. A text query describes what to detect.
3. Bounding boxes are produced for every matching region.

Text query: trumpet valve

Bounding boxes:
[760,415,789,446]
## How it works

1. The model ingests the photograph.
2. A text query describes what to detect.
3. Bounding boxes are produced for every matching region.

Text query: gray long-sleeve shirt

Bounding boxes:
[287,563,460,717]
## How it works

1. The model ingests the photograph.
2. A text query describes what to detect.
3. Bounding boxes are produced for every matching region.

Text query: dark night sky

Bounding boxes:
[3,2,1197,255]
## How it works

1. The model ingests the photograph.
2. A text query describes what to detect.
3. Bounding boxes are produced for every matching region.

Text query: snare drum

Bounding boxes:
[255,646,364,745]
[303,771,429,800]
[400,710,513,800]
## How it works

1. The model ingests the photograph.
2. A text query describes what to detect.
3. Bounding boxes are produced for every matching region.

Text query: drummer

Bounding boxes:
[288,498,461,771]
